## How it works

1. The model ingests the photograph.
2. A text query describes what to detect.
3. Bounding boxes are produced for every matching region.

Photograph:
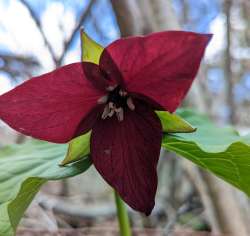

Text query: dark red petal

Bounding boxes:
[99,50,124,87]
[100,31,212,112]
[91,102,162,215]
[74,105,104,138]
[0,63,105,143]
[83,62,111,92]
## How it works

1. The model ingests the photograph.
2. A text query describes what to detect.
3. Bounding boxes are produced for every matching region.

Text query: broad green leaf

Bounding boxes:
[61,132,91,166]
[243,134,250,144]
[156,111,196,133]
[81,29,104,63]
[174,109,247,152]
[162,109,250,196]
[0,141,91,236]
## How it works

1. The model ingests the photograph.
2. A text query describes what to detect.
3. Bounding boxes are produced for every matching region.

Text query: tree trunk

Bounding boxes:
[110,0,143,36]
[224,0,237,124]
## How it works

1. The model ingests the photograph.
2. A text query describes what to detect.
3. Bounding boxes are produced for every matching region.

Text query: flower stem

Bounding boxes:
[114,190,132,236]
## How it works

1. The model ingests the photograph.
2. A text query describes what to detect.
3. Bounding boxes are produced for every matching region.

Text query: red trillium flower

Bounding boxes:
[0,31,211,215]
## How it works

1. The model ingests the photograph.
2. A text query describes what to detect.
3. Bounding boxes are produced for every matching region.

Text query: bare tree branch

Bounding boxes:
[0,52,39,79]
[39,197,116,221]
[19,0,58,65]
[19,0,96,67]
[57,0,97,66]
[164,201,198,236]
[89,11,109,42]
[0,53,38,66]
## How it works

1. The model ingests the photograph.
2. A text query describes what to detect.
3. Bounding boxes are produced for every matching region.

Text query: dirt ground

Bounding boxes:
[17,228,228,236]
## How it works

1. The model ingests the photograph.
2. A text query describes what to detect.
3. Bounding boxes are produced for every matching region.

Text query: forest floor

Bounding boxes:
[17,228,228,236]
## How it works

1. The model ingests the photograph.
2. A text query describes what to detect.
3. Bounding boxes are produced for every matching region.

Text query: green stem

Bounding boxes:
[114,190,132,236]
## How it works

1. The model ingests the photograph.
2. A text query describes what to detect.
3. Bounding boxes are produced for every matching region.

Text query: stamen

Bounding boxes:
[116,107,124,122]
[101,86,135,122]
[119,90,127,97]
[127,97,135,110]
[106,85,117,91]
[115,107,121,112]
[108,102,115,109]
[101,105,110,119]
[97,95,108,104]
[108,109,115,117]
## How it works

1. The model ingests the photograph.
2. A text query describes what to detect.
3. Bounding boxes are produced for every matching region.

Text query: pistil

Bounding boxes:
[100,86,135,122]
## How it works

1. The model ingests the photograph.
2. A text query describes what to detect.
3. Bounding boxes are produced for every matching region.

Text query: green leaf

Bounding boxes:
[0,140,91,236]
[60,132,91,166]
[156,111,196,133]
[162,109,250,196]
[81,29,104,64]
[174,109,247,152]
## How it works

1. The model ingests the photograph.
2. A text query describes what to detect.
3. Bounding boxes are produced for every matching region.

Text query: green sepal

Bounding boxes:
[156,111,196,133]
[80,29,104,63]
[61,132,91,166]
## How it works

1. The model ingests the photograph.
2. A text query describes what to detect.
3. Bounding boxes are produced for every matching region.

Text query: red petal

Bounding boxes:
[91,101,162,215]
[0,63,105,143]
[100,31,212,112]
[83,62,111,91]
[99,50,124,87]
[74,105,104,137]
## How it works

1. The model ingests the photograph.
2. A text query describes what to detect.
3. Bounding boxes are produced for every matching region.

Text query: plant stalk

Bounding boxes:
[114,190,132,236]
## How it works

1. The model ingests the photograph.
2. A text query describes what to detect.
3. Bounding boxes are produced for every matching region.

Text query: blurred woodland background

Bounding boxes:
[0,0,250,235]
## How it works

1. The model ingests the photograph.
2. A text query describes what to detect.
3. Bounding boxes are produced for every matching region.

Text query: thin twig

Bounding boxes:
[57,0,97,66]
[37,194,166,222]
[0,53,38,66]
[163,197,201,236]
[19,0,58,64]
[0,53,39,79]
[89,11,110,42]
[38,194,117,221]
[164,204,190,236]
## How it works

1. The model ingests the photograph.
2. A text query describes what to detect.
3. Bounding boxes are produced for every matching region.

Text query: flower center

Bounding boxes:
[108,86,128,108]
[99,86,135,122]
